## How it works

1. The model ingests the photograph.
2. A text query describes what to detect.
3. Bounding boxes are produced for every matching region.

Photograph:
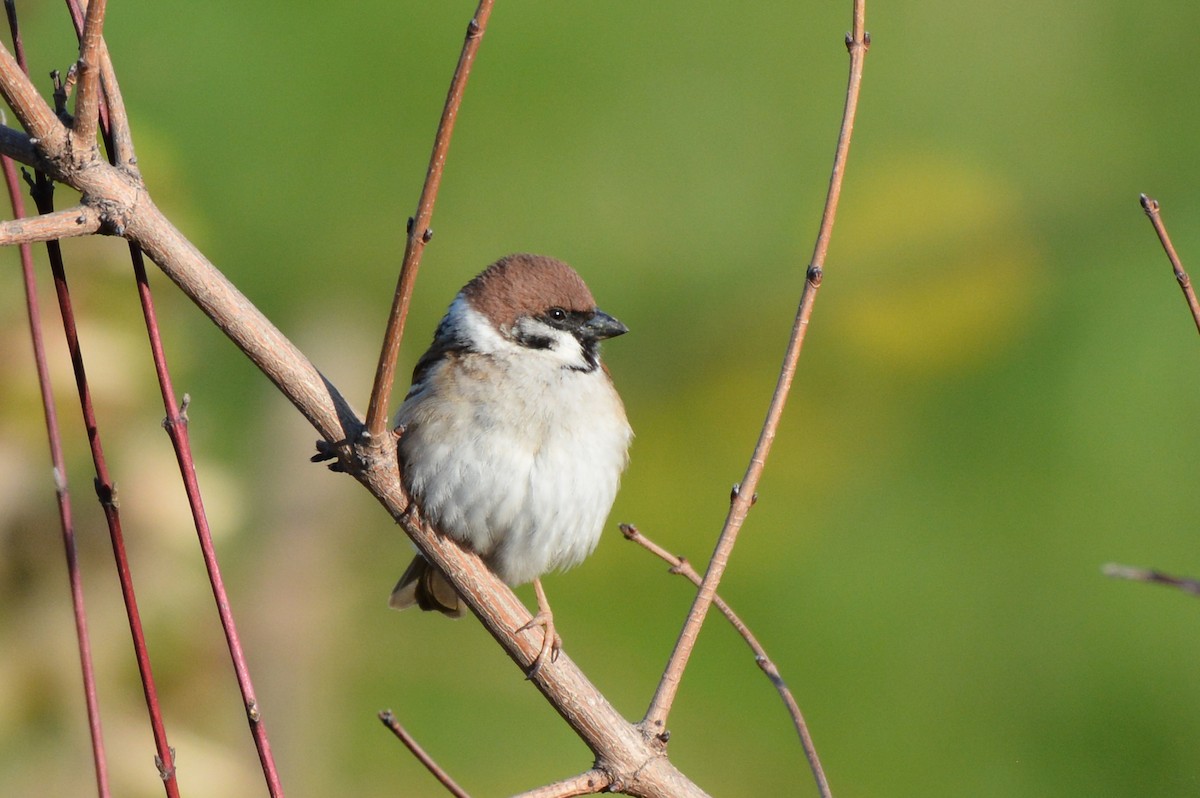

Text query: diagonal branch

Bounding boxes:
[0,39,66,152]
[0,203,100,244]
[621,525,832,798]
[379,710,472,798]
[364,0,494,438]
[1,76,111,798]
[1139,193,1200,335]
[642,0,870,736]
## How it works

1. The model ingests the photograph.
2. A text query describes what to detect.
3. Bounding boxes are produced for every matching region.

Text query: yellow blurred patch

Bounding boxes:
[832,155,1044,372]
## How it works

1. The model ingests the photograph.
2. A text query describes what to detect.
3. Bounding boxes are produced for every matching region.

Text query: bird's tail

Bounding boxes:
[388,555,464,618]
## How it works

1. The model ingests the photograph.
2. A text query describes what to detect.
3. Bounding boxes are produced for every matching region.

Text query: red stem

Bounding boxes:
[4,4,110,793]
[131,243,284,796]
[364,0,494,437]
[1,138,112,798]
[33,179,181,797]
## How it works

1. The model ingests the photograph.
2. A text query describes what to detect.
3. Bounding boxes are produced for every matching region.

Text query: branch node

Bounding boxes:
[93,478,118,508]
[421,227,434,243]
[806,264,824,286]
[246,699,262,723]
[154,746,177,781]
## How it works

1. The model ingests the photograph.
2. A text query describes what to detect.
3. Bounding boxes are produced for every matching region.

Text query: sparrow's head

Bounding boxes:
[456,254,627,371]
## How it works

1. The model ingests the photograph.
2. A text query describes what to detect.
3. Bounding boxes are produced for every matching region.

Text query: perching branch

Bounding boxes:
[1139,193,1200,335]
[621,524,832,798]
[364,0,494,438]
[642,0,870,736]
[0,0,871,793]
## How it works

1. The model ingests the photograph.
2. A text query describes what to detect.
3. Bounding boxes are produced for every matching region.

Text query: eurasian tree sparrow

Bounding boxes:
[390,253,632,674]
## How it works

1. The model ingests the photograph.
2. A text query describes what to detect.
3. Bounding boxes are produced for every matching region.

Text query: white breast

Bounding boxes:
[396,302,632,585]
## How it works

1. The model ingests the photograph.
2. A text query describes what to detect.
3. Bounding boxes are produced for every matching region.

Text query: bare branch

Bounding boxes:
[379,710,472,798]
[0,31,110,789]
[511,770,611,798]
[34,190,182,798]
[621,525,832,798]
[1139,193,1200,335]
[642,0,870,736]
[64,0,133,166]
[139,277,285,794]
[0,203,100,244]
[1103,563,1200,597]
[364,0,494,438]
[71,0,108,147]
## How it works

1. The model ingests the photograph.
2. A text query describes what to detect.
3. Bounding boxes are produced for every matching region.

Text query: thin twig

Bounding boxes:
[65,0,125,163]
[1103,563,1200,597]
[1139,194,1200,335]
[378,710,472,798]
[33,174,181,798]
[364,0,494,438]
[622,525,831,798]
[510,769,611,798]
[73,0,283,786]
[642,0,869,736]
[135,254,285,795]
[3,9,109,791]
[0,202,100,243]
[70,0,106,146]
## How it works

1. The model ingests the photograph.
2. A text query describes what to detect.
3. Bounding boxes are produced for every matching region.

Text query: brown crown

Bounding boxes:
[463,253,598,330]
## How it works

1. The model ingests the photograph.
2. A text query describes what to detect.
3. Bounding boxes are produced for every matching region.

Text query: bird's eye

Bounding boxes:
[548,307,567,322]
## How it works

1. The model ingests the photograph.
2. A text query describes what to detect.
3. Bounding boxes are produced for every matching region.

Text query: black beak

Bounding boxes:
[584,309,628,340]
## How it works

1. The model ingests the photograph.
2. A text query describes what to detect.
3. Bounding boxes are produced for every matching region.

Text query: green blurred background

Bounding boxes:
[3,1,1200,795]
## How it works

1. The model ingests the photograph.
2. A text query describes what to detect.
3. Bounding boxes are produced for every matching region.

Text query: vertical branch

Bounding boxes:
[1139,194,1200,334]
[32,179,181,798]
[65,0,123,161]
[642,0,869,735]
[3,170,112,798]
[2,43,111,798]
[133,249,285,796]
[69,0,107,146]
[4,8,110,795]
[74,0,284,788]
[364,0,494,438]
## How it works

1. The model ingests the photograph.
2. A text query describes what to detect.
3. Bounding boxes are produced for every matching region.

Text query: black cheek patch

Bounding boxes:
[514,329,554,350]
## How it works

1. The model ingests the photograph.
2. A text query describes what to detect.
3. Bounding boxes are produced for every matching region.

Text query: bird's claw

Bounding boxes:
[513,578,563,679]
[516,609,561,679]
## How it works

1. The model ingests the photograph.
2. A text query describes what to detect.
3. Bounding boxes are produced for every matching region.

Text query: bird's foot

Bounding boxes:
[515,578,562,679]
